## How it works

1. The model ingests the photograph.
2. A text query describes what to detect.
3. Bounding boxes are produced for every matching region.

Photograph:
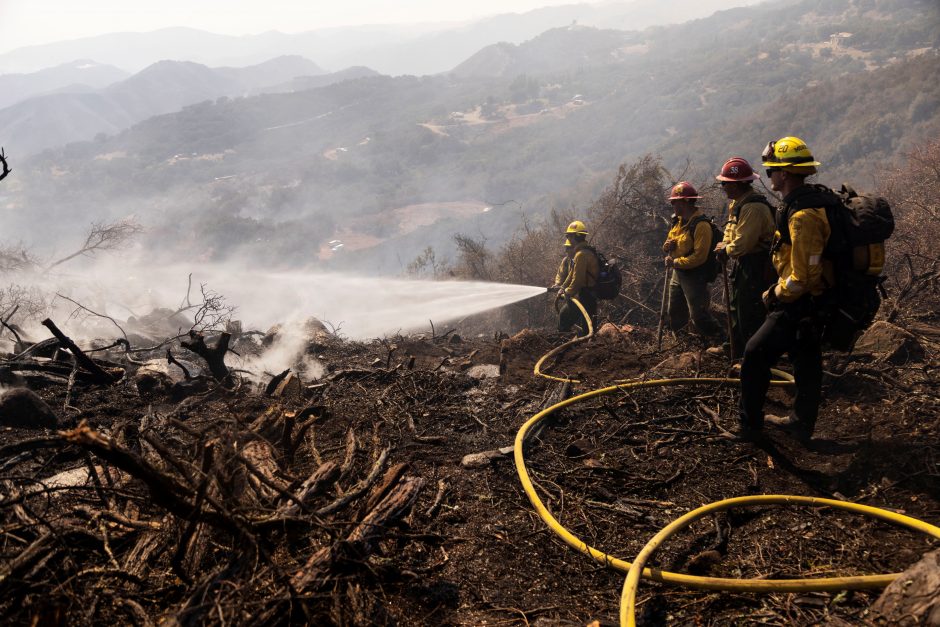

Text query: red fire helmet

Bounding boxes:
[715,157,759,182]
[668,181,702,201]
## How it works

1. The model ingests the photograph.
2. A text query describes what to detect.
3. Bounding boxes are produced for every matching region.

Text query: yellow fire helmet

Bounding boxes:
[565,220,589,235]
[761,136,822,168]
[564,238,573,247]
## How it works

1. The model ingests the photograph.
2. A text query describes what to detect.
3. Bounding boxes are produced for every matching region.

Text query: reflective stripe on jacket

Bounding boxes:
[665,210,711,270]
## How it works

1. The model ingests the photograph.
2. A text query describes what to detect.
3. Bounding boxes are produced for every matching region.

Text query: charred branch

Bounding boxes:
[40,318,119,384]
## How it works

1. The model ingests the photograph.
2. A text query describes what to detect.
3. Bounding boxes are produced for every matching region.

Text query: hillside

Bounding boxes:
[0,57,353,156]
[0,60,128,110]
[2,0,938,273]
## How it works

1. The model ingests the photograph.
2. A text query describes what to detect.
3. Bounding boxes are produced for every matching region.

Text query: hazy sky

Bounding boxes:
[0,0,589,53]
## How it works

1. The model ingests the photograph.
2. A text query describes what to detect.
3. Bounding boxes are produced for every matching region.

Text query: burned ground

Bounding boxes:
[0,323,938,626]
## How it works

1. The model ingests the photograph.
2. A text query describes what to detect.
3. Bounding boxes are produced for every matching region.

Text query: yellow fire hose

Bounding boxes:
[518,297,940,626]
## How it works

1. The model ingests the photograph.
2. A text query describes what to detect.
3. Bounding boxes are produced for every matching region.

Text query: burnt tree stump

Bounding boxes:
[181,331,231,382]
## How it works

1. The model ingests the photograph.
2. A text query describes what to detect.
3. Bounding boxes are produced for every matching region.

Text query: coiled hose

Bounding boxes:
[515,296,940,626]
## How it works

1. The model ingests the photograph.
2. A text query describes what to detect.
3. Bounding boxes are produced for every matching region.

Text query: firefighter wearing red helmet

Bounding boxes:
[713,157,776,358]
[662,182,721,338]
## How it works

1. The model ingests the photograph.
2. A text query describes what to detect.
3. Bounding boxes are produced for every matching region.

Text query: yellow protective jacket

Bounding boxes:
[772,188,834,303]
[554,255,573,287]
[561,242,599,298]
[722,191,775,258]
[665,210,712,270]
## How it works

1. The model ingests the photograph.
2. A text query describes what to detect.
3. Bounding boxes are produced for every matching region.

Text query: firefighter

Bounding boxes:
[551,238,575,290]
[714,157,776,358]
[662,182,721,338]
[555,220,599,336]
[738,137,833,444]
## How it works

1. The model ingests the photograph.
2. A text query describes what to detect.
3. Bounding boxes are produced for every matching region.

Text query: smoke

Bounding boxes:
[2,258,545,377]
[102,262,545,339]
[233,318,327,381]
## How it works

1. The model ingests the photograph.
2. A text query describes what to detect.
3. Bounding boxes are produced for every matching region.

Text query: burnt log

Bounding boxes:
[363,462,410,512]
[41,319,119,384]
[0,532,55,588]
[278,460,341,517]
[265,368,291,396]
[870,549,940,625]
[239,439,289,503]
[60,423,243,535]
[291,476,425,592]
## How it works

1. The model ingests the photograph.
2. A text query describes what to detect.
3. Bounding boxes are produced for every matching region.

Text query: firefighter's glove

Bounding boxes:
[662,240,677,254]
[664,256,675,269]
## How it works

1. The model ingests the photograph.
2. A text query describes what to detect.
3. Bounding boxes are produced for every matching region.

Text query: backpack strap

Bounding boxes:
[733,191,775,222]
[777,184,840,246]
[685,215,715,255]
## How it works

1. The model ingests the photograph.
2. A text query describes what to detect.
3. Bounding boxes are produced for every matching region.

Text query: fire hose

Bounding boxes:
[518,296,940,626]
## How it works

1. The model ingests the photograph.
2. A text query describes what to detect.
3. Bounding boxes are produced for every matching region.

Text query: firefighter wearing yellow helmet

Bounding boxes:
[565,220,589,235]
[551,237,575,292]
[737,136,835,445]
[554,220,599,336]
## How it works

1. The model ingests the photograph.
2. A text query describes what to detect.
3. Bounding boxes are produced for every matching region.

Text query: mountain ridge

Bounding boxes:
[0,56,370,156]
[0,0,765,76]
[0,60,129,110]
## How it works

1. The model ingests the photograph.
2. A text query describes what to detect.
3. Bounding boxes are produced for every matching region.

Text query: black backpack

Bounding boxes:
[686,215,722,283]
[584,246,622,300]
[785,184,894,351]
[823,184,894,351]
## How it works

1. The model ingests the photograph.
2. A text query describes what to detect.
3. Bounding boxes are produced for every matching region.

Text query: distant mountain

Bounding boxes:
[0,0,765,76]
[263,67,382,95]
[4,0,938,274]
[0,57,367,156]
[0,25,442,75]
[0,27,270,74]
[0,60,128,110]
[0,93,134,158]
[341,0,766,75]
[452,25,637,77]
[214,55,326,91]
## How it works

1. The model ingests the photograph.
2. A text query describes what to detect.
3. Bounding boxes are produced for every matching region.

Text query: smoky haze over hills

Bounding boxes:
[0,60,129,110]
[1,0,938,280]
[0,57,372,156]
[0,0,765,75]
